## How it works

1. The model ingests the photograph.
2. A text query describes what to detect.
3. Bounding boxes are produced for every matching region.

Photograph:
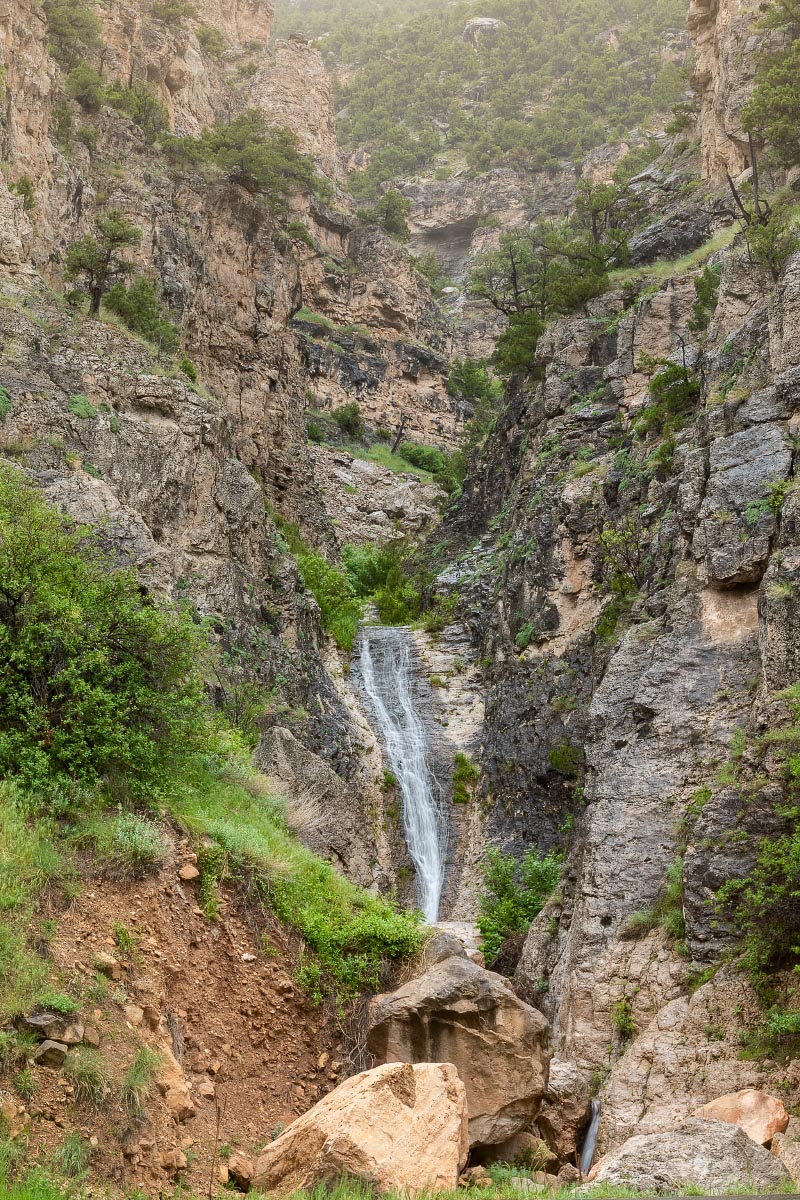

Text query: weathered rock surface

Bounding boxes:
[535,1059,591,1163]
[590,1118,787,1193]
[252,1062,468,1196]
[693,1089,789,1146]
[367,955,550,1147]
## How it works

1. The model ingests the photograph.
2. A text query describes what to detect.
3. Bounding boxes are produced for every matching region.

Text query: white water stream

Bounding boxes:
[358,626,446,923]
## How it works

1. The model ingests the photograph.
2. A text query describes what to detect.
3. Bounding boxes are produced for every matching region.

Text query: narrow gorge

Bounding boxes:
[1,0,800,1196]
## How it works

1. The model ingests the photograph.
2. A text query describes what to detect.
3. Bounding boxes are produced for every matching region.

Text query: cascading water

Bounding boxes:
[579,1099,602,1176]
[357,626,446,923]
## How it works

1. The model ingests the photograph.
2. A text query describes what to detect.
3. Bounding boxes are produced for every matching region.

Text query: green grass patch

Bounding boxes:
[165,757,422,1003]
[343,441,438,483]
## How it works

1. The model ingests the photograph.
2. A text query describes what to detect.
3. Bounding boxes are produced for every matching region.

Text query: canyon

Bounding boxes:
[1,0,800,1195]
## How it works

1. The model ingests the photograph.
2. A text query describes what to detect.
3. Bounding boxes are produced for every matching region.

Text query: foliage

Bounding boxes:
[196,22,227,58]
[477,845,562,962]
[9,177,35,212]
[165,111,328,213]
[331,402,365,439]
[356,189,411,241]
[0,464,212,793]
[276,0,687,191]
[65,63,103,112]
[688,263,721,334]
[104,80,170,142]
[104,277,179,352]
[547,742,581,777]
[633,356,701,438]
[742,38,800,168]
[286,219,315,249]
[67,393,96,419]
[744,197,800,281]
[0,387,10,421]
[52,1133,91,1179]
[342,540,423,624]
[413,251,451,296]
[448,358,504,452]
[452,751,479,804]
[42,0,101,70]
[65,210,142,316]
[612,996,635,1041]
[77,811,167,879]
[150,0,197,24]
[296,551,364,651]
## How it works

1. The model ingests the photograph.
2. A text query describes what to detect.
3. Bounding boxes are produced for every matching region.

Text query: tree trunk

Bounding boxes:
[89,287,103,317]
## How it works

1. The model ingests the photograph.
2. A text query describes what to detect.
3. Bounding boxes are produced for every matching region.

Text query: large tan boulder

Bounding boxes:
[367,955,550,1148]
[693,1088,789,1145]
[536,1058,591,1162]
[252,1062,468,1197]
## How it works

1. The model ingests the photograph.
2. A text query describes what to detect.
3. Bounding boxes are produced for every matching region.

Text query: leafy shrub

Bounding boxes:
[67,393,97,419]
[104,277,179,352]
[63,1047,109,1105]
[548,742,582,777]
[398,441,445,474]
[65,62,103,112]
[9,177,35,212]
[332,402,364,439]
[0,465,212,793]
[150,0,197,23]
[296,551,364,652]
[65,210,142,316]
[104,80,169,142]
[43,0,101,69]
[307,417,325,443]
[0,388,11,421]
[81,812,167,879]
[196,23,226,58]
[342,540,423,624]
[356,189,410,241]
[612,996,635,1041]
[286,219,315,249]
[477,845,562,962]
[688,263,721,334]
[179,356,198,383]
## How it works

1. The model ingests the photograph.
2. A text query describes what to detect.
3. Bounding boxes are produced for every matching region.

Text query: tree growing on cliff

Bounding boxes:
[65,211,142,316]
[43,0,101,70]
[195,112,325,211]
[356,190,411,242]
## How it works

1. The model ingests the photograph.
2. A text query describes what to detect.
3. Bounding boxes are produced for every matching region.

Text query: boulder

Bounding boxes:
[693,1088,789,1145]
[535,1058,590,1162]
[228,1150,254,1191]
[367,955,550,1148]
[19,1012,84,1045]
[590,1118,787,1194]
[252,1062,468,1197]
[156,1045,196,1123]
[33,1040,69,1068]
[772,1127,800,1185]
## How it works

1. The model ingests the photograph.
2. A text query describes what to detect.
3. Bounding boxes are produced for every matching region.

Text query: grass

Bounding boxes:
[121,1045,161,1115]
[343,441,438,484]
[0,785,66,1021]
[74,811,167,879]
[62,1046,109,1105]
[608,225,737,289]
[164,756,422,1003]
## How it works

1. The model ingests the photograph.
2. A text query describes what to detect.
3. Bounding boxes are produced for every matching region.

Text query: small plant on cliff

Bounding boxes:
[65,210,142,316]
[612,996,635,1043]
[295,551,364,652]
[104,277,179,353]
[688,263,722,334]
[477,845,562,963]
[742,37,800,169]
[452,752,480,804]
[105,80,170,142]
[121,1046,161,1115]
[332,402,365,439]
[356,189,411,242]
[65,62,103,112]
[196,23,226,58]
[8,177,35,212]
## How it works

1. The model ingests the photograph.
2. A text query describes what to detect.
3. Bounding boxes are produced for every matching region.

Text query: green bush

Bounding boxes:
[9,177,35,212]
[0,464,212,793]
[104,277,179,352]
[477,845,562,962]
[65,62,103,112]
[0,387,11,421]
[398,441,445,474]
[296,551,364,652]
[196,22,226,58]
[43,0,101,69]
[612,996,635,1041]
[332,402,364,439]
[356,189,411,241]
[104,80,169,142]
[67,392,97,419]
[79,811,167,879]
[548,742,582,777]
[342,540,423,624]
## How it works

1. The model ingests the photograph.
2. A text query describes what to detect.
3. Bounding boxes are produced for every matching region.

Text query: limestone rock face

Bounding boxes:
[252,1062,468,1197]
[693,1089,789,1146]
[590,1118,787,1193]
[535,1059,591,1163]
[688,0,760,181]
[367,955,550,1148]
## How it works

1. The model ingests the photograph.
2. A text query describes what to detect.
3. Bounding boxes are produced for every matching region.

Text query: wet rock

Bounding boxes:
[252,1062,468,1196]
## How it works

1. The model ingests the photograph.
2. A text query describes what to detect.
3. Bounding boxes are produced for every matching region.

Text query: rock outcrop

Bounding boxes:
[252,1062,469,1197]
[590,1117,788,1193]
[367,955,550,1148]
[693,1089,790,1146]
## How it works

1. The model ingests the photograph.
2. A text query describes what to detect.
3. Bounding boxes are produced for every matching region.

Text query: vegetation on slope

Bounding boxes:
[275,0,687,193]
[0,465,421,1023]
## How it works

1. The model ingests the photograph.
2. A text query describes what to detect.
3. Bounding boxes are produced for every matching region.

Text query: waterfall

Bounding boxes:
[580,1099,602,1176]
[357,626,446,923]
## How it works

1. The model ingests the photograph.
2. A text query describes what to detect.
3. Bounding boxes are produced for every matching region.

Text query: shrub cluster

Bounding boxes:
[477,845,562,962]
